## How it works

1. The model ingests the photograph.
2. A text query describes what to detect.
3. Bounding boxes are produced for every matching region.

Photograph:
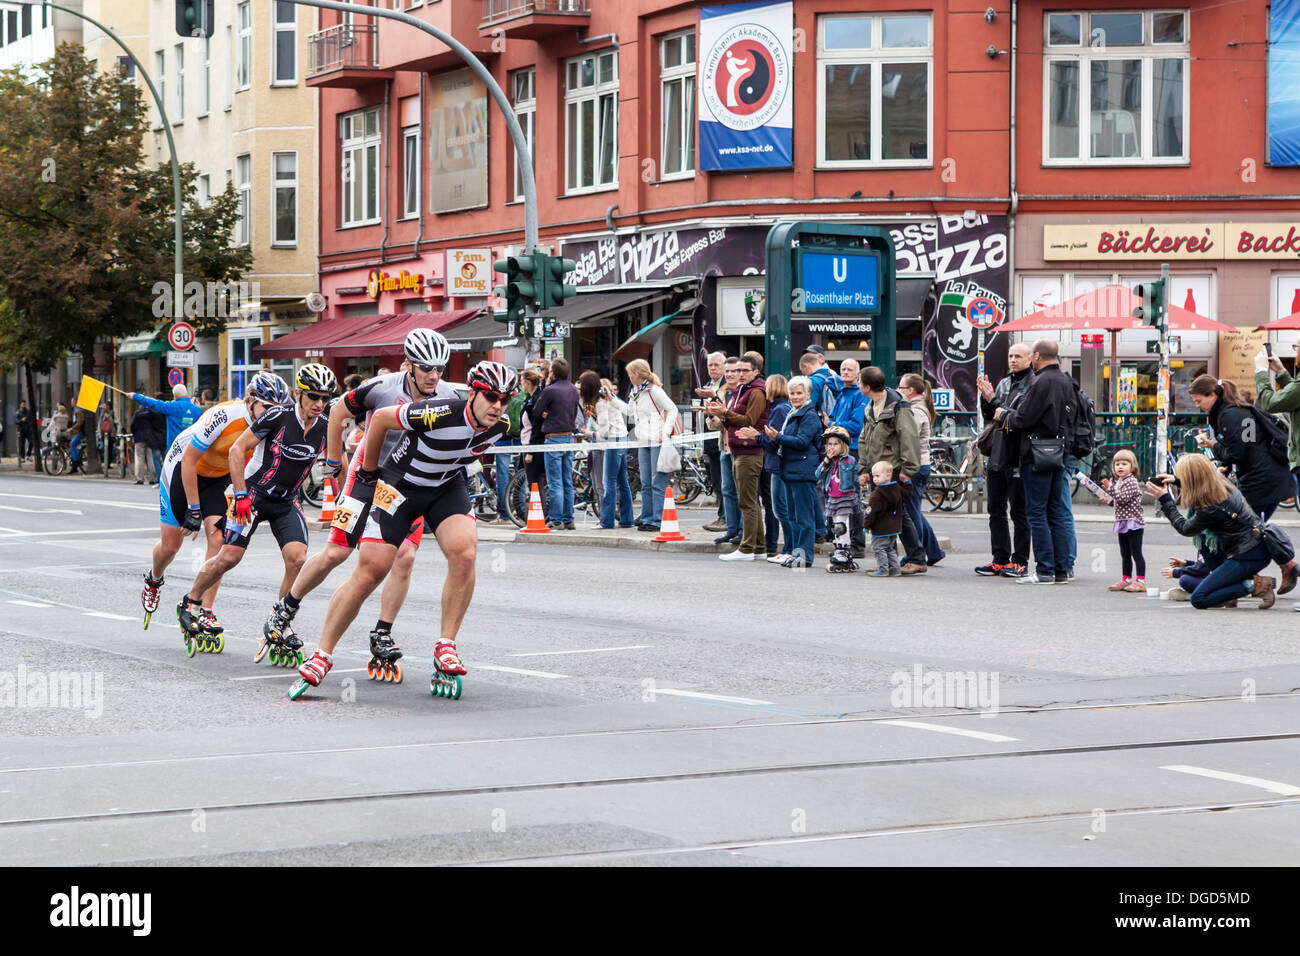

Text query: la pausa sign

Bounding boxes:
[1045,223,1300,260]
[367,269,424,299]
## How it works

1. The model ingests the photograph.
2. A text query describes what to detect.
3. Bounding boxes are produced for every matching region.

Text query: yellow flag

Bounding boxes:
[76,376,106,412]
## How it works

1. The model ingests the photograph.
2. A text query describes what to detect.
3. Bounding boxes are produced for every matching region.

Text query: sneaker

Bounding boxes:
[1168,587,1191,602]
[1055,575,1070,584]
[975,562,1006,576]
[1108,579,1131,591]
[703,520,727,532]
[926,553,946,566]
[714,534,738,544]
[719,550,755,562]
[564,522,576,530]
[1123,580,1147,593]
[134,478,144,485]
[867,569,890,577]
[778,554,796,567]
[639,524,660,533]
[899,562,927,575]
[766,554,788,564]
[999,563,1028,578]
[546,520,564,530]
[1016,574,1057,585]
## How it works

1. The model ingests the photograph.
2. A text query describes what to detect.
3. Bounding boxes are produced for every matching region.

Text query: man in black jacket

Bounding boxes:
[996,339,1077,584]
[976,342,1033,577]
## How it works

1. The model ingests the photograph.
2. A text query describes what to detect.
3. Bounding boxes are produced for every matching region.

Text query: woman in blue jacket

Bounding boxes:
[760,375,791,559]
[743,376,821,567]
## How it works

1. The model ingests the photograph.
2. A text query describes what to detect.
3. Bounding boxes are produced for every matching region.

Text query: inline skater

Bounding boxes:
[263,329,458,680]
[177,365,337,663]
[140,371,290,638]
[290,361,518,700]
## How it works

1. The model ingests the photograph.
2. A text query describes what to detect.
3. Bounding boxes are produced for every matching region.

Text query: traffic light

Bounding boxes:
[175,0,214,38]
[535,253,577,312]
[1133,279,1166,332]
[494,254,537,334]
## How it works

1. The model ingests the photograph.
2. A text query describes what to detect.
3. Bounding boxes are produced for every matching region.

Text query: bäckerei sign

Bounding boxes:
[1044,223,1300,260]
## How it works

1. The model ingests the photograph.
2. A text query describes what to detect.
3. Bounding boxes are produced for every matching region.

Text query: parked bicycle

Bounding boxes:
[925,433,982,511]
[505,446,599,527]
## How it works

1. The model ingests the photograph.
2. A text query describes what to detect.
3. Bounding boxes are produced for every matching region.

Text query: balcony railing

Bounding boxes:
[481,0,590,27]
[308,23,378,77]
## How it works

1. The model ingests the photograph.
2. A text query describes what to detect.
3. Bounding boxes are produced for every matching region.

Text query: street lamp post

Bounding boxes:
[18,1,186,322]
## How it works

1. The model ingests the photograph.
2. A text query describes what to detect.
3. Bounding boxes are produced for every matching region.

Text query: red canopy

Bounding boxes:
[252,315,384,360]
[1258,311,1300,331]
[292,310,482,359]
[996,285,1234,333]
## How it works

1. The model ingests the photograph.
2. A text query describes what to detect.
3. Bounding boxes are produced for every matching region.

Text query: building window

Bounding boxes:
[817,14,933,166]
[153,50,165,128]
[200,34,210,115]
[116,55,136,112]
[225,24,233,109]
[564,50,618,193]
[273,1,296,85]
[341,107,381,226]
[1044,10,1189,164]
[229,331,263,401]
[272,151,297,246]
[5,10,15,43]
[235,153,251,246]
[174,43,184,121]
[659,32,696,179]
[269,330,296,383]
[198,174,211,206]
[402,126,419,218]
[20,4,31,37]
[236,2,251,91]
[510,68,535,201]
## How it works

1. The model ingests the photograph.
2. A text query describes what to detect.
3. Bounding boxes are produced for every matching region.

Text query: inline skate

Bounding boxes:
[825,520,859,573]
[366,627,404,683]
[288,649,332,700]
[177,595,224,656]
[257,599,304,667]
[430,640,465,699]
[141,571,163,629]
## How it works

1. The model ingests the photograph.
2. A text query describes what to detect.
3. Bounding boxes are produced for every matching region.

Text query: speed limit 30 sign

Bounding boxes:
[168,321,196,351]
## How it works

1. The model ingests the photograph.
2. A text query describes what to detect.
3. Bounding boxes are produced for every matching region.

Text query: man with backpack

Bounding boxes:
[495,375,525,523]
[995,339,1080,585]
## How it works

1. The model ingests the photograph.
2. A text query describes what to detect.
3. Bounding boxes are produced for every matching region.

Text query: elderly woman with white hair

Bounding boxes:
[741,375,822,567]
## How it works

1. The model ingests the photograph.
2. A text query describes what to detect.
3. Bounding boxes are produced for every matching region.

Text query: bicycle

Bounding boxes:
[505,446,598,527]
[113,433,134,479]
[466,458,499,522]
[925,434,982,511]
[670,442,713,505]
[40,432,70,476]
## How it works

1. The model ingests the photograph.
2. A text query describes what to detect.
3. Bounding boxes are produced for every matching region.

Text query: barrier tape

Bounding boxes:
[477,432,711,455]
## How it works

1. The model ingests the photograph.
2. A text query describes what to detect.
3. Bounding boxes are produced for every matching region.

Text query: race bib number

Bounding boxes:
[331,494,364,533]
[373,480,405,516]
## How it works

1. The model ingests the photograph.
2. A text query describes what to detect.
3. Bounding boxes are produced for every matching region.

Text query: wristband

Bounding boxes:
[325,458,341,467]
[233,491,249,500]
[188,505,200,513]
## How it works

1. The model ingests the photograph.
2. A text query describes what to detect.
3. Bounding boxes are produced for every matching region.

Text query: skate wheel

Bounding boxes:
[254,638,269,664]
[184,635,196,658]
[449,676,462,700]
[143,611,151,631]
[213,634,225,654]
[366,661,378,681]
[430,676,441,697]
[288,679,310,701]
[296,651,304,667]
[391,662,403,685]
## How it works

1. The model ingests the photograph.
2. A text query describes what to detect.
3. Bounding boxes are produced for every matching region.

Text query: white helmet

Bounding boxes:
[403,328,451,369]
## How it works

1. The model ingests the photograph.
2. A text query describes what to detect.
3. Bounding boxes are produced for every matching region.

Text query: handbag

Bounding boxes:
[1029,437,1066,472]
[1258,522,1295,565]
[975,422,997,456]
[657,438,681,473]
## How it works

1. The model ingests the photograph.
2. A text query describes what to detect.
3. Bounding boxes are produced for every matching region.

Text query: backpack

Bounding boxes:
[1248,406,1291,466]
[817,371,839,424]
[1069,379,1097,460]
[504,391,525,439]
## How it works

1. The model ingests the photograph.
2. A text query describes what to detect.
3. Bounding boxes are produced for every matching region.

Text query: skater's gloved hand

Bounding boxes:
[233,492,253,523]
[182,505,202,534]
[323,456,342,479]
[355,465,381,486]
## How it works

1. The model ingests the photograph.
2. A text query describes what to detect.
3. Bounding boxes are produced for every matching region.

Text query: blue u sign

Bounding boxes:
[797,249,881,314]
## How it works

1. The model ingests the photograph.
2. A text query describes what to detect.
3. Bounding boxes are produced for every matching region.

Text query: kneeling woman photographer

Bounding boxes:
[1147,454,1276,609]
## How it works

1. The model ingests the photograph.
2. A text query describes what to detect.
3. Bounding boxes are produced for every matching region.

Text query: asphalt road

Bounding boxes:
[1,470,1298,866]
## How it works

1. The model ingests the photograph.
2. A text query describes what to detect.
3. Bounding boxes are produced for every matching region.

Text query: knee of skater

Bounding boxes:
[447,545,476,573]
[285,554,305,575]
[395,551,417,575]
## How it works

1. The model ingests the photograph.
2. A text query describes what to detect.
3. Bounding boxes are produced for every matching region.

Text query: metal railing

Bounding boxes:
[481,0,590,26]
[308,23,378,77]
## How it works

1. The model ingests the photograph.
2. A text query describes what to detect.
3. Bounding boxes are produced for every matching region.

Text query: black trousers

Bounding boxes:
[704,438,722,518]
[18,426,32,460]
[986,467,1030,565]
[1118,529,1146,578]
[760,465,777,553]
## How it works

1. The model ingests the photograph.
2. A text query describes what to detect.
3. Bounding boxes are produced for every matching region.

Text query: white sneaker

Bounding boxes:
[719,550,755,562]
[1016,574,1056,585]
[766,554,787,564]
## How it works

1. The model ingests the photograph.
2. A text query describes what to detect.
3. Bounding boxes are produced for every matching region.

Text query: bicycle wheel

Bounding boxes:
[927,467,966,512]
[627,455,641,499]
[675,465,703,504]
[117,441,129,479]
[506,468,543,528]
[46,446,68,476]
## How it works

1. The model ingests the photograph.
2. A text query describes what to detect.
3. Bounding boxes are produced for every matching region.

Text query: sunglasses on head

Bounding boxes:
[304,391,330,403]
[413,363,444,374]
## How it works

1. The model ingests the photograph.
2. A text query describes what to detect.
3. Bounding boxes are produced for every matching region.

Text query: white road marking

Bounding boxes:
[8,599,52,608]
[1160,765,1300,796]
[0,491,154,512]
[878,719,1019,743]
[477,664,567,679]
[654,689,774,706]
[83,611,137,622]
[0,505,83,515]
[0,560,140,574]
[509,645,652,658]
[229,668,367,681]
[0,527,156,539]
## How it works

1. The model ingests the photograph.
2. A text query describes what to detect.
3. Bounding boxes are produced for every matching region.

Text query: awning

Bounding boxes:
[611,310,686,363]
[252,315,384,360]
[544,289,677,329]
[444,313,517,350]
[326,309,482,358]
[116,330,168,360]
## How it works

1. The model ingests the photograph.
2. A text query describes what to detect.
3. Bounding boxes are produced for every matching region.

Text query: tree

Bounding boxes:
[0,43,251,472]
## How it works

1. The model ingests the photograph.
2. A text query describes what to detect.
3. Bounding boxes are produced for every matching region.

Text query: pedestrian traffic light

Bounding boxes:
[175,0,214,38]
[494,254,537,334]
[535,253,577,312]
[1133,279,1166,331]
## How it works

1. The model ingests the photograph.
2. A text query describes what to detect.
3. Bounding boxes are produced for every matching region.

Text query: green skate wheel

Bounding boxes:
[143,611,151,631]
[449,676,462,700]
[430,676,441,697]
[288,679,310,700]
[296,651,304,667]
[184,635,196,658]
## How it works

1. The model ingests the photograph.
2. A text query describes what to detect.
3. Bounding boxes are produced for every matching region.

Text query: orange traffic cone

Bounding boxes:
[319,478,336,523]
[521,482,550,534]
[654,486,687,542]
